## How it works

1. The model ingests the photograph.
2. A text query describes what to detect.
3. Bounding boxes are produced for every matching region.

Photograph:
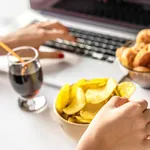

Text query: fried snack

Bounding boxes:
[80,102,105,120]
[133,51,150,67]
[116,47,126,61]
[62,113,69,120]
[132,42,148,52]
[56,78,136,124]
[133,66,150,72]
[114,89,120,96]
[147,64,150,69]
[56,84,70,113]
[117,82,136,98]
[79,78,108,91]
[75,116,91,124]
[148,44,150,52]
[68,117,76,123]
[85,78,117,104]
[121,48,137,69]
[136,29,150,44]
[63,88,86,115]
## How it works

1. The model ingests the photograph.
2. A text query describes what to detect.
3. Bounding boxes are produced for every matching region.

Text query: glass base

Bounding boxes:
[18,96,47,112]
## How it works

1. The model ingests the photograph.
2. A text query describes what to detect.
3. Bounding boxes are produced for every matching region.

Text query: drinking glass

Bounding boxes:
[7,46,46,112]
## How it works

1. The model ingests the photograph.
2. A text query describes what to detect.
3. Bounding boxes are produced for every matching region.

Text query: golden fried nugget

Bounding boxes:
[133,66,150,72]
[147,64,150,69]
[121,48,137,69]
[132,42,148,52]
[116,47,126,61]
[136,29,150,44]
[133,51,150,67]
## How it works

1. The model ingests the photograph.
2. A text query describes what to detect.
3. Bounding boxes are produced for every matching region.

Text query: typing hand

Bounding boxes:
[0,21,76,59]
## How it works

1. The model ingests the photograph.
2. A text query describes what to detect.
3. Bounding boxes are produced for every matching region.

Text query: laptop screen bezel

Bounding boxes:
[30,0,150,30]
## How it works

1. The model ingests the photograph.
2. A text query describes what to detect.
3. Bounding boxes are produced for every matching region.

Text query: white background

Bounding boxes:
[0,0,29,27]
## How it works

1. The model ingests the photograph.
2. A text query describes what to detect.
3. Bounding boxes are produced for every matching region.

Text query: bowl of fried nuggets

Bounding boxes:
[53,78,135,141]
[116,29,150,88]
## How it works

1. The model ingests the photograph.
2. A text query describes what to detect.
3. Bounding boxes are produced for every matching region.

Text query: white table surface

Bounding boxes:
[0,1,150,149]
[0,72,150,150]
[0,72,76,150]
[0,0,29,29]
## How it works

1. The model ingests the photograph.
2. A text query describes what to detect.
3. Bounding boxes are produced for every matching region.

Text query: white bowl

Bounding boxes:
[53,99,88,141]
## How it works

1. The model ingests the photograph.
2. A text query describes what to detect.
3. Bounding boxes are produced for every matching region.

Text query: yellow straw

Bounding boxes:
[0,42,24,63]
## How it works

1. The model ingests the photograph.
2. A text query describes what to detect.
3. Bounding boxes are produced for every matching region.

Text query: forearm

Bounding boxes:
[0,35,18,55]
[76,133,105,150]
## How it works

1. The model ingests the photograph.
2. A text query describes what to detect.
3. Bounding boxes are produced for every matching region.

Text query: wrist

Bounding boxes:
[0,35,17,55]
[77,131,107,150]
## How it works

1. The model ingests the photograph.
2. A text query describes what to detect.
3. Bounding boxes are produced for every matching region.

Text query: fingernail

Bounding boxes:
[58,53,64,58]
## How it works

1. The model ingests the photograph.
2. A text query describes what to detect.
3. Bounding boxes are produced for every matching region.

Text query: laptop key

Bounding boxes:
[93,41,100,47]
[101,55,108,61]
[107,56,115,63]
[92,52,103,60]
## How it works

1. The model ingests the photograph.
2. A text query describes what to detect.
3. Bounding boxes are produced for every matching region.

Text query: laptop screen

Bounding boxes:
[30,0,150,29]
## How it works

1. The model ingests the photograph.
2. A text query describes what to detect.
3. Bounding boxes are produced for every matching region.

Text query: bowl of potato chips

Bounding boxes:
[53,78,135,141]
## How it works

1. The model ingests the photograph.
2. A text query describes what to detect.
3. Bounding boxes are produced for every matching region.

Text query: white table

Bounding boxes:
[0,72,76,150]
[0,71,150,150]
[0,1,150,149]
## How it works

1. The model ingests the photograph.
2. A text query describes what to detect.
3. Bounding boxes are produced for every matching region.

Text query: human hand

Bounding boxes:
[1,21,76,58]
[76,96,150,150]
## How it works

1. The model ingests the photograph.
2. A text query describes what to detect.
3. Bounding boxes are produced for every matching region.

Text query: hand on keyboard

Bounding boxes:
[44,26,129,63]
[30,20,129,63]
[1,21,76,59]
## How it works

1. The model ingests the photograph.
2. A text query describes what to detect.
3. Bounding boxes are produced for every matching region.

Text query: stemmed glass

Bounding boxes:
[7,46,46,112]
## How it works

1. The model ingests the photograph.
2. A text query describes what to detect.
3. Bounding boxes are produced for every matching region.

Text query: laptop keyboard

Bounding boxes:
[44,27,129,63]
[31,20,129,63]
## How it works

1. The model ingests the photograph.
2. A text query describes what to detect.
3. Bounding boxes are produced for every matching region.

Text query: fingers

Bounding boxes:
[146,122,150,133]
[106,96,128,108]
[39,51,64,59]
[36,21,76,42]
[43,30,76,41]
[144,109,150,124]
[41,21,69,32]
[131,99,148,112]
[143,139,150,148]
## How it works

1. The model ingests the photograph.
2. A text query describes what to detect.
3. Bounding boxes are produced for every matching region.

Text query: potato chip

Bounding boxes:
[114,88,120,96]
[77,79,87,86]
[56,84,70,113]
[75,116,91,124]
[80,102,105,120]
[63,88,86,115]
[68,117,76,123]
[117,82,135,98]
[79,78,107,91]
[61,113,69,120]
[70,85,77,103]
[86,78,117,104]
[69,79,87,103]
[56,78,136,125]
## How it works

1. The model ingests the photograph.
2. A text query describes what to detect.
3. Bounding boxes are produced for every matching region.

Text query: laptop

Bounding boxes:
[2,0,150,88]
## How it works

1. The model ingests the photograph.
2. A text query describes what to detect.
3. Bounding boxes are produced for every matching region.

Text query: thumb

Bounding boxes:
[107,96,129,108]
[39,51,64,59]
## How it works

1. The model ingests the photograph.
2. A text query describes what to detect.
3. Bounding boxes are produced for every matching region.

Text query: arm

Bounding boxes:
[0,36,16,55]
[0,21,75,57]
[76,97,150,150]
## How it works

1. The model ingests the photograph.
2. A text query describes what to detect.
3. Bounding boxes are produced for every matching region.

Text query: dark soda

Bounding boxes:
[9,60,43,98]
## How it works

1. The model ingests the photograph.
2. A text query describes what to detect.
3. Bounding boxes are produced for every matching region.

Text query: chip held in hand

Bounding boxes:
[55,78,136,124]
